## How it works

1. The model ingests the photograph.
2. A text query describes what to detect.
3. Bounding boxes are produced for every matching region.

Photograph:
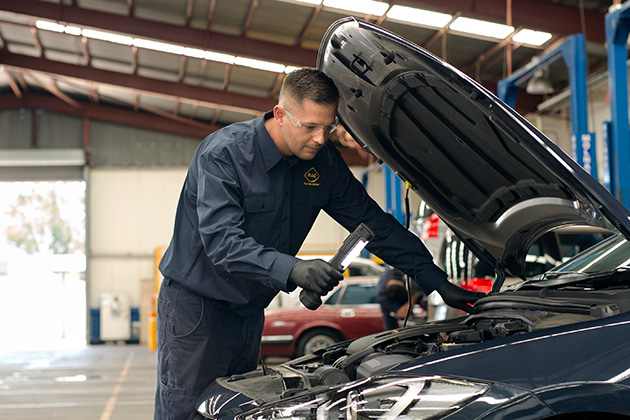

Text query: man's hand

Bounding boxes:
[436,280,486,314]
[395,303,410,319]
[289,260,344,295]
[395,293,420,319]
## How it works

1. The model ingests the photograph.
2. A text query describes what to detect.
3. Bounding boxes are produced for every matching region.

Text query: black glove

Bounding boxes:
[289,259,343,295]
[436,280,486,314]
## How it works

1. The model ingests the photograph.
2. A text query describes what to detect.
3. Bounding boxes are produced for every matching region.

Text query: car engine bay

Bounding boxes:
[215,286,630,405]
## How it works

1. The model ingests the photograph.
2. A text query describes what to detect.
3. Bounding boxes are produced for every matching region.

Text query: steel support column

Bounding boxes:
[605,3,630,208]
[383,165,405,225]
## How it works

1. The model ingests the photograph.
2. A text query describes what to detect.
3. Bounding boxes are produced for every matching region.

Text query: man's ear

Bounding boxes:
[273,105,286,127]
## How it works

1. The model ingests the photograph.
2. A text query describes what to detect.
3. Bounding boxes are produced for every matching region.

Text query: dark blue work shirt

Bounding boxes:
[159,111,447,316]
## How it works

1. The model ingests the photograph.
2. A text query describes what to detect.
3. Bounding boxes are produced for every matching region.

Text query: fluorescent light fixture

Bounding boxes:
[204,51,236,65]
[513,29,552,46]
[284,66,300,74]
[0,149,86,167]
[387,6,452,28]
[235,57,286,73]
[64,26,82,36]
[323,0,389,16]
[293,0,322,4]
[133,38,185,55]
[35,20,285,73]
[451,17,514,39]
[183,47,206,59]
[82,28,133,45]
[35,20,65,33]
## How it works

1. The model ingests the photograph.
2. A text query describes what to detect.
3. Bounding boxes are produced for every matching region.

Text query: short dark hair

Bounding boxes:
[279,67,339,106]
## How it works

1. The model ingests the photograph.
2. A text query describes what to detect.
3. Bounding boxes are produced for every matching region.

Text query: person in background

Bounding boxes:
[377,266,425,330]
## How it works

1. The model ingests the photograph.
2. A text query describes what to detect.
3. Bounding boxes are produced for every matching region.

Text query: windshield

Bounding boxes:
[542,234,630,275]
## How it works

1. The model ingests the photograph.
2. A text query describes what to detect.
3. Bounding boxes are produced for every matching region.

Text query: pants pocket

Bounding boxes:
[172,290,205,338]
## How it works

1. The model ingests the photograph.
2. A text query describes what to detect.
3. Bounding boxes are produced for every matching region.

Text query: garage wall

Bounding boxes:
[88,167,187,308]
[87,165,392,308]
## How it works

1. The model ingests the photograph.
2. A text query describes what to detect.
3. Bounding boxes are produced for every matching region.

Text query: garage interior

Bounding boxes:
[0,0,626,419]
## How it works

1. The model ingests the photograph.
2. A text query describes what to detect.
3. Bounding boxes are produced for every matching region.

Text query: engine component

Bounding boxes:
[355,353,414,379]
[313,366,350,386]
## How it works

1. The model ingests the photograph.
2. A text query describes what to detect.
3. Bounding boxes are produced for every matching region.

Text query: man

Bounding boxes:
[377,267,424,330]
[155,67,484,420]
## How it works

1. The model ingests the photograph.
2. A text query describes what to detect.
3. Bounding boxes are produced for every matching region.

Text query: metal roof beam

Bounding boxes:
[0,92,218,139]
[0,50,277,113]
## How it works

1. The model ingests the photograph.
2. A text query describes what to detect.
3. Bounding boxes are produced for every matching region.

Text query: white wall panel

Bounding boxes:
[88,167,187,307]
[89,256,155,308]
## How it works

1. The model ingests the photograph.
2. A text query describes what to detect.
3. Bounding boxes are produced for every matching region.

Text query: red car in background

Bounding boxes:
[261,277,383,358]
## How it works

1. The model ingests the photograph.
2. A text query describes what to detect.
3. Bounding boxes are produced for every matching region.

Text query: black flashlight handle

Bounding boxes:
[299,223,375,310]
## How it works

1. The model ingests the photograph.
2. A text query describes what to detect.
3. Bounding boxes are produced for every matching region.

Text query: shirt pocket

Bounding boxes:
[244,193,274,213]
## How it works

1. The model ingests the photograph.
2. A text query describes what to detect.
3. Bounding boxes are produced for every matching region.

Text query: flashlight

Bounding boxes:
[299,223,375,310]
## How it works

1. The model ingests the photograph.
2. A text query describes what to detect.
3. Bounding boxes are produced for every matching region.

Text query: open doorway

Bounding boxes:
[0,181,86,351]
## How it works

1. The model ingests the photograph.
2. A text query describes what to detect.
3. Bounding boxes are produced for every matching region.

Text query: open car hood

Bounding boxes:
[317,18,630,279]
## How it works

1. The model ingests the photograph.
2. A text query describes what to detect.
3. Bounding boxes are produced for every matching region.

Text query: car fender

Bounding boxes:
[535,382,630,415]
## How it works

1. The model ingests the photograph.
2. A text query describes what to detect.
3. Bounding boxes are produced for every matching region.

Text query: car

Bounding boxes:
[194,18,630,419]
[261,276,383,358]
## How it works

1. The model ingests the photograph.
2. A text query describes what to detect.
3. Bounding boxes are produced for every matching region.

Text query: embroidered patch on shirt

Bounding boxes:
[304,167,320,186]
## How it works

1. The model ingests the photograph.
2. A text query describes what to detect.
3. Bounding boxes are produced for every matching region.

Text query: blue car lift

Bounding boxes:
[362,163,405,225]
[497,34,597,181]
[605,2,630,208]
[383,165,405,224]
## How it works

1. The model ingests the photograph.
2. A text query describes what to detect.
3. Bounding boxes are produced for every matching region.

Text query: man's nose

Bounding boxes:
[313,130,327,144]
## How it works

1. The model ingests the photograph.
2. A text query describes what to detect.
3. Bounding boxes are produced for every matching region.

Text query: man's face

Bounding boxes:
[275,100,338,160]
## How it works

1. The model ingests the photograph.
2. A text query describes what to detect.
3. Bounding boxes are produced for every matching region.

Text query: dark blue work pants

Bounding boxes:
[153,278,264,420]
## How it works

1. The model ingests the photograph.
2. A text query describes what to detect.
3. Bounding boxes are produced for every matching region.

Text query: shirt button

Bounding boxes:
[282,216,288,222]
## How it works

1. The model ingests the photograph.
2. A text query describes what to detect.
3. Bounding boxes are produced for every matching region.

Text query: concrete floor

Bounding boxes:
[0,344,157,420]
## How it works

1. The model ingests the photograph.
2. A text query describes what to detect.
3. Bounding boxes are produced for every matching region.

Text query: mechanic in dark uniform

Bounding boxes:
[154,67,485,420]
[377,266,424,330]
[377,267,406,330]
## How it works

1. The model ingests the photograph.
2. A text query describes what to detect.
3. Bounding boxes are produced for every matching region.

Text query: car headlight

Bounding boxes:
[241,373,489,419]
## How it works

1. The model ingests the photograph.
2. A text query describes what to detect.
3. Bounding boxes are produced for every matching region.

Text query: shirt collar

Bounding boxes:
[257,111,288,172]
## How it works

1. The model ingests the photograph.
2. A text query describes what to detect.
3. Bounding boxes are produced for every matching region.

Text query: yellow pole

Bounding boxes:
[148,310,157,351]
[149,246,164,351]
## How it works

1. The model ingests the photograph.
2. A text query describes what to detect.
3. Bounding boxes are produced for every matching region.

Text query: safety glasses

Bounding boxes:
[281,106,338,137]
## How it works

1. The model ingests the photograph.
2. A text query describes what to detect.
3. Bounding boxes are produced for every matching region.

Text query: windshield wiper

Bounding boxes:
[520,267,630,289]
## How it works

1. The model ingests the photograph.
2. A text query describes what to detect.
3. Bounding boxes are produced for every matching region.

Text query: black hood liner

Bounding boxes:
[371,71,573,222]
[317,18,630,277]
